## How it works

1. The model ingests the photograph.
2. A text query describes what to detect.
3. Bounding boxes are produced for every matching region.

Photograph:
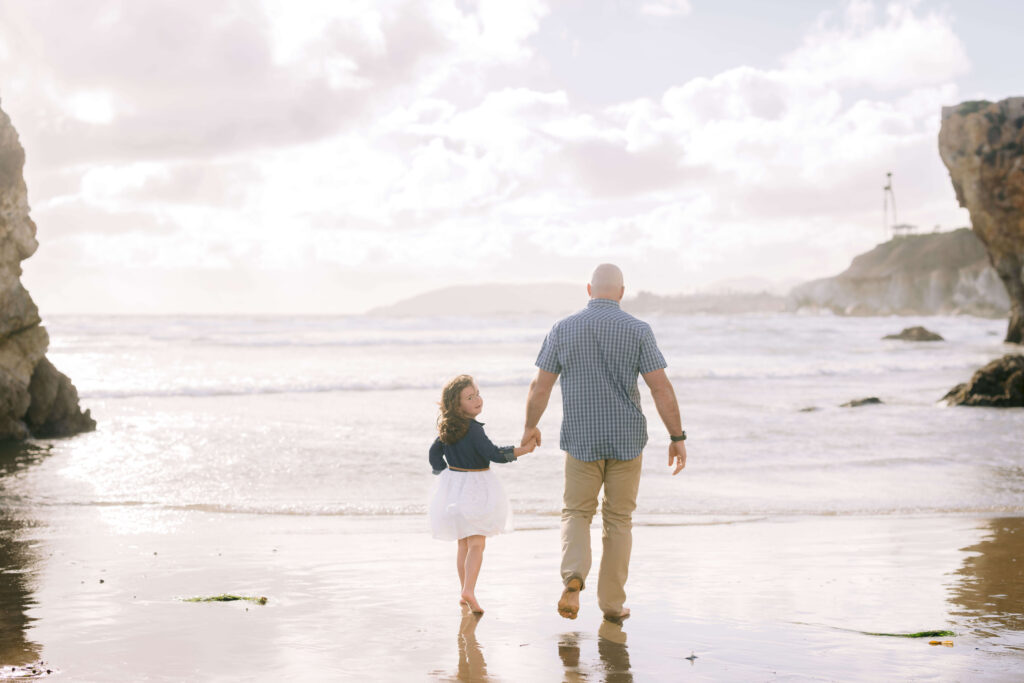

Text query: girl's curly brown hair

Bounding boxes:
[438,374,475,444]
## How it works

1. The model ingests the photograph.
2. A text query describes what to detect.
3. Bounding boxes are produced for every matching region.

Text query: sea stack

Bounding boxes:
[938,97,1024,343]
[0,100,94,440]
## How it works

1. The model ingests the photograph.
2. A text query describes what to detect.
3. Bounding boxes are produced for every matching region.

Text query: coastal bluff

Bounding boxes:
[939,97,1024,343]
[787,228,1008,316]
[0,101,94,440]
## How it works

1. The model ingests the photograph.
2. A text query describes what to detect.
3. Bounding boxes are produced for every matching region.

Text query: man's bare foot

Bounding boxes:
[459,597,468,605]
[557,578,582,619]
[602,607,630,624]
[461,592,484,614]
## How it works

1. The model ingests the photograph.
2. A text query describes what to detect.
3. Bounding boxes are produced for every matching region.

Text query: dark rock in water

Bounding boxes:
[26,358,95,437]
[798,406,819,412]
[943,354,1024,407]
[841,397,883,407]
[883,326,944,342]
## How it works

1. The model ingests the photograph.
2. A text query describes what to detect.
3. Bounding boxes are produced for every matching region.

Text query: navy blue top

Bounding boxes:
[429,420,517,474]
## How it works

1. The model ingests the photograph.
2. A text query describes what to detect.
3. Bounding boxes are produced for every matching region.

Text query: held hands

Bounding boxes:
[514,427,541,458]
[669,440,687,475]
[514,436,539,458]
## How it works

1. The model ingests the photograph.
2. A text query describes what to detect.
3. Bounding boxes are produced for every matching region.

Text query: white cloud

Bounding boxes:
[783,0,969,89]
[8,0,978,313]
[473,0,549,62]
[67,90,117,125]
[262,0,382,69]
[640,0,692,18]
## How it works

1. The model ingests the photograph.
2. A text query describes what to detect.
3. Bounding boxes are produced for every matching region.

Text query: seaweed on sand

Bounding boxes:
[182,594,268,605]
[860,630,954,638]
[800,622,956,639]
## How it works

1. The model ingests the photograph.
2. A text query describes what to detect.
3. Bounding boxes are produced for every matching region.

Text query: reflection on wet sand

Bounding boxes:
[558,619,632,682]
[557,632,582,682]
[950,516,1024,644]
[597,619,632,683]
[455,605,487,682]
[0,443,45,666]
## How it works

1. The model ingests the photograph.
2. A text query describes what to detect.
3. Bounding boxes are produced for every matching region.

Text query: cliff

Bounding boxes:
[0,101,94,440]
[787,228,1009,316]
[939,97,1024,343]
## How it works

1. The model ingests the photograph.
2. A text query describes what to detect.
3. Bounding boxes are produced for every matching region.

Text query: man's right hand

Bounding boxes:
[522,426,542,448]
[669,441,687,475]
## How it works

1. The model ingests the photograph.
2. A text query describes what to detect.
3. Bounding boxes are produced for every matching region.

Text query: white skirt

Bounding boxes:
[429,468,513,541]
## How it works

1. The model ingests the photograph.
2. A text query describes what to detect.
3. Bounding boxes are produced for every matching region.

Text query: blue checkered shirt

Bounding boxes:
[535,298,667,461]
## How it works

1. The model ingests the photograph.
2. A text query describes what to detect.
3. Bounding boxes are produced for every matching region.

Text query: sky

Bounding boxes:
[1,0,1021,314]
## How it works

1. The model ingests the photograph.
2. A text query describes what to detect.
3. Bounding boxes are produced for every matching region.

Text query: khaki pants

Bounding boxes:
[560,453,643,615]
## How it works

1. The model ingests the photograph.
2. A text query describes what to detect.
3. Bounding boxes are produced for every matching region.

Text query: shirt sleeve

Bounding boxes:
[535,324,561,374]
[429,438,447,474]
[638,324,667,375]
[469,423,517,464]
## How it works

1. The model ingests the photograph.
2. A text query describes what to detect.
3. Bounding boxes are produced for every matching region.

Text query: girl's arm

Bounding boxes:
[470,423,526,464]
[429,438,447,474]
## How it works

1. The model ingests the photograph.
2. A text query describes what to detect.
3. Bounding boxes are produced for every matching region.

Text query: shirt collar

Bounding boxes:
[587,298,620,308]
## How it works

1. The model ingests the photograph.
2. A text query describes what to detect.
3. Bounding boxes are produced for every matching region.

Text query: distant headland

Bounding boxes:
[788,228,1009,318]
[372,229,1009,320]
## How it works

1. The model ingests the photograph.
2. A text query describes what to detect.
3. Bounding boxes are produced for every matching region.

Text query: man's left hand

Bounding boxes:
[669,441,687,475]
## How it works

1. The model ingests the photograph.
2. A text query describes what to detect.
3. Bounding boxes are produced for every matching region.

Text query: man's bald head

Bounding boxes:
[588,263,625,301]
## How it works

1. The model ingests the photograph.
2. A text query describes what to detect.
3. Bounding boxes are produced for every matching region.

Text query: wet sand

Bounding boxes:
[2,504,1023,681]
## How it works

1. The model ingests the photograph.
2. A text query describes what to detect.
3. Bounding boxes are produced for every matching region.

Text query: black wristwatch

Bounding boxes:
[670,432,687,442]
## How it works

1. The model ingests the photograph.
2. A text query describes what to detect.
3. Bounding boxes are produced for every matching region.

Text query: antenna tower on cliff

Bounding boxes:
[882,171,897,240]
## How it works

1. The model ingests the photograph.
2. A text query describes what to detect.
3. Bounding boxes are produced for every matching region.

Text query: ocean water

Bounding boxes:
[5,312,1023,526]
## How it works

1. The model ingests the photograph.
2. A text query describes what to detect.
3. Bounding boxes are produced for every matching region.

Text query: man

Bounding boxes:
[521,263,687,622]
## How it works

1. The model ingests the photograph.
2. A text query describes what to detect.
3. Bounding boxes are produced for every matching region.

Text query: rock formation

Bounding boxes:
[943,355,1024,407]
[0,100,93,440]
[939,98,1024,343]
[883,326,944,342]
[840,397,883,408]
[788,228,1008,317]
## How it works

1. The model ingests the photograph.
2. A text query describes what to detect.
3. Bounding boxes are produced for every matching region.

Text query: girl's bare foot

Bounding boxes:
[461,592,484,614]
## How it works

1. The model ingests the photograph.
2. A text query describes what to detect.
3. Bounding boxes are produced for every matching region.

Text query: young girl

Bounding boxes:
[429,374,536,613]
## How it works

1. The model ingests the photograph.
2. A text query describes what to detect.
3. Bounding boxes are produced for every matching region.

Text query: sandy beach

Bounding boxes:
[3,500,1023,681]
